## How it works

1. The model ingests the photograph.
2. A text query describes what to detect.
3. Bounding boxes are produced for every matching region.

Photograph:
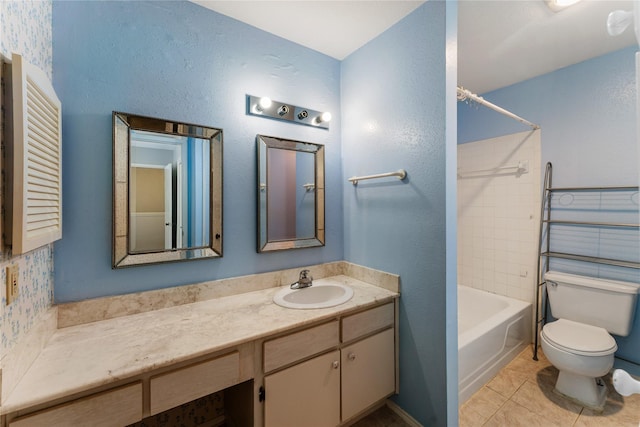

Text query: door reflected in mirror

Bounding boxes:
[129,130,210,253]
[257,135,325,252]
[112,112,223,268]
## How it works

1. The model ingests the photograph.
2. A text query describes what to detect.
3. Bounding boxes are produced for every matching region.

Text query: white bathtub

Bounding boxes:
[458,286,532,403]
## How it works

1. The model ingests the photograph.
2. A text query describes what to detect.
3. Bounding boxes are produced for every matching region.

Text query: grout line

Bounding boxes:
[481,394,510,426]
[572,406,586,427]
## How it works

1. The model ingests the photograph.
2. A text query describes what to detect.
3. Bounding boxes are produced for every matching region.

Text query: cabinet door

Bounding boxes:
[341,328,395,422]
[264,350,340,427]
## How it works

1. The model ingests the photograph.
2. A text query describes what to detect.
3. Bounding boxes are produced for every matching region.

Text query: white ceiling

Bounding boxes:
[193,0,637,94]
[191,0,425,60]
[459,0,636,93]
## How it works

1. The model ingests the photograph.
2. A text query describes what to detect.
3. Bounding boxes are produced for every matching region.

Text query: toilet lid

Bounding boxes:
[542,319,617,356]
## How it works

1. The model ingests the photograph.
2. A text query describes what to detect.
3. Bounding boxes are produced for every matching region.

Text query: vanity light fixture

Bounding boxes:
[278,105,290,116]
[247,95,331,129]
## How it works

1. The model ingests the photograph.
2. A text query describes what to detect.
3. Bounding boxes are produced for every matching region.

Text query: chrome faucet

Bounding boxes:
[290,269,313,289]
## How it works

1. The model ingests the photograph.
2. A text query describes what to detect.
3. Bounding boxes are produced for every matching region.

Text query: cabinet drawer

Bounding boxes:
[150,351,240,415]
[342,303,394,343]
[264,321,339,373]
[9,382,142,427]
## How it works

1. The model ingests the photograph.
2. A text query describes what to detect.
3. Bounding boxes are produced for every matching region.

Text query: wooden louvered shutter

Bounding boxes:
[9,53,62,254]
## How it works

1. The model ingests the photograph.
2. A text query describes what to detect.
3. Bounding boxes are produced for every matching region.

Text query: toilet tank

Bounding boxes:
[545,271,640,336]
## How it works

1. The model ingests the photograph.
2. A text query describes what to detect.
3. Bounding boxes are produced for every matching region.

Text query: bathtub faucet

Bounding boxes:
[291,269,313,289]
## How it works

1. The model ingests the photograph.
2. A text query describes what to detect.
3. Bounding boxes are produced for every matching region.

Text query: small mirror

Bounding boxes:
[113,112,223,268]
[257,135,325,252]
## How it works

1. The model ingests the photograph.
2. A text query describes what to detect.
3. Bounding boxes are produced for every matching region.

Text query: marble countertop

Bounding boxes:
[1,275,397,414]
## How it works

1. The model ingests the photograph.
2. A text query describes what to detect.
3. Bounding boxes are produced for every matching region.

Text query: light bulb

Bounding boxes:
[256,97,272,112]
[315,111,332,125]
[545,0,582,12]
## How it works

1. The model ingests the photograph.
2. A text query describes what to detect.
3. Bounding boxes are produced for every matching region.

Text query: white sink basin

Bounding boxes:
[273,281,354,309]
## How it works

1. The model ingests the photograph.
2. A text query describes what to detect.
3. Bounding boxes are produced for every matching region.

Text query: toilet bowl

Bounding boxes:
[541,271,640,410]
[540,319,617,409]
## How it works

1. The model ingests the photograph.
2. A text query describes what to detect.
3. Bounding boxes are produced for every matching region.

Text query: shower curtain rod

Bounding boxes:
[457,86,540,130]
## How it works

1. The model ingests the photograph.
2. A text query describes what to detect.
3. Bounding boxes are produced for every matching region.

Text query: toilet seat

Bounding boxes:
[542,319,617,357]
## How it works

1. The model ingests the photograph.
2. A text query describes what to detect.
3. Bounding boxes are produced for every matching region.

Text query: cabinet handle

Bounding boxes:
[332,361,340,369]
[348,353,356,361]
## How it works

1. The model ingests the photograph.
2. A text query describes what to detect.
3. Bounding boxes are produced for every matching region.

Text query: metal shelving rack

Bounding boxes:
[533,162,640,360]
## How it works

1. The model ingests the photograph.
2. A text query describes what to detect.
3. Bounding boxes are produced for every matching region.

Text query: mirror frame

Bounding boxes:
[257,135,325,252]
[112,112,223,268]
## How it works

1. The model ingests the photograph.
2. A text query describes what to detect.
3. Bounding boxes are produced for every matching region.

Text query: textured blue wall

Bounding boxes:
[458,46,638,186]
[342,3,449,425]
[445,2,459,424]
[52,1,343,301]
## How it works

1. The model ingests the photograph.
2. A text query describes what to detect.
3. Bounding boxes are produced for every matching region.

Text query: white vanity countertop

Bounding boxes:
[1,275,397,414]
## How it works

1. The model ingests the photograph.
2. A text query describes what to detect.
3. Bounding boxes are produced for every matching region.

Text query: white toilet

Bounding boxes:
[540,271,640,410]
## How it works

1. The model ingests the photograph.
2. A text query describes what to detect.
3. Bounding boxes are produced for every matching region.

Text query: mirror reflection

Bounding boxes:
[129,130,210,252]
[257,135,325,252]
[113,112,223,268]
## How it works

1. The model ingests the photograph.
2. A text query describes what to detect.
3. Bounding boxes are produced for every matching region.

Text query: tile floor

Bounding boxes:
[460,346,640,427]
[352,404,411,427]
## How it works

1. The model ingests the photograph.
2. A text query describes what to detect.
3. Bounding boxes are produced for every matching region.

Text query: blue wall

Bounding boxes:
[458,46,640,374]
[342,3,450,425]
[52,1,343,301]
[54,1,455,423]
[459,46,638,186]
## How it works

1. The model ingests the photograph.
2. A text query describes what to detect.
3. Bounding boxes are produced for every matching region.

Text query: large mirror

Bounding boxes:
[113,112,223,268]
[257,135,325,252]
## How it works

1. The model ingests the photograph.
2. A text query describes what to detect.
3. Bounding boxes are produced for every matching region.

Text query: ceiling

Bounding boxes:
[193,0,637,94]
[191,0,425,60]
[459,0,636,93]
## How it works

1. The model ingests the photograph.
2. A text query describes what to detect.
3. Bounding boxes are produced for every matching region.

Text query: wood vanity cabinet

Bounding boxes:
[149,351,240,415]
[5,348,248,427]
[2,297,397,427]
[341,302,396,423]
[8,383,143,427]
[262,302,396,427]
[264,350,341,427]
[341,328,395,421]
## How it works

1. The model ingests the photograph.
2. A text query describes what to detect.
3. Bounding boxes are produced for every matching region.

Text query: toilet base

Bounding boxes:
[554,371,608,411]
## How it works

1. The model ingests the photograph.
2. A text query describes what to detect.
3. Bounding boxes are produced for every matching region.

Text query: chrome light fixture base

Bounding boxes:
[247,95,331,129]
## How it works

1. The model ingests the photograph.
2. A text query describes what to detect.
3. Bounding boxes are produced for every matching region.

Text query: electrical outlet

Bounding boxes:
[6,264,18,305]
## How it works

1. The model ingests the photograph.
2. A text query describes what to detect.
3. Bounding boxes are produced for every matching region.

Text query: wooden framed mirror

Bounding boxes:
[113,112,223,268]
[257,135,325,252]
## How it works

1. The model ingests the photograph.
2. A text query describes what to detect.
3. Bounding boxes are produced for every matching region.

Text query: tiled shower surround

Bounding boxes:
[457,130,541,303]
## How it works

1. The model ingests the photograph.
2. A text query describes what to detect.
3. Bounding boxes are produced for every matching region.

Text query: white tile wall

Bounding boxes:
[457,130,541,303]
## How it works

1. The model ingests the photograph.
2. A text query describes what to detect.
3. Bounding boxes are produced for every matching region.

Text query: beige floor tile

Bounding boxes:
[351,405,411,427]
[576,407,640,427]
[464,346,640,426]
[459,406,487,427]
[459,386,507,426]
[484,346,552,399]
[506,347,552,382]
[485,366,529,399]
[574,374,640,427]
[484,399,565,427]
[510,378,582,426]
